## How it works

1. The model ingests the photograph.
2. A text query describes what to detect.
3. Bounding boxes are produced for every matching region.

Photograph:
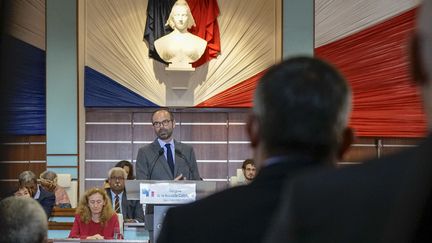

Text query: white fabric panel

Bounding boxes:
[85,0,279,106]
[315,0,421,47]
[6,0,45,50]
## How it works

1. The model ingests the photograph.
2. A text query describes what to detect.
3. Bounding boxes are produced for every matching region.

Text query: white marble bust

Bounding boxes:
[154,0,207,71]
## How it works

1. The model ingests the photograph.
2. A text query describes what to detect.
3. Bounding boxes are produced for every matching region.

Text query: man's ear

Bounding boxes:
[246,113,260,148]
[409,33,428,85]
[337,127,355,161]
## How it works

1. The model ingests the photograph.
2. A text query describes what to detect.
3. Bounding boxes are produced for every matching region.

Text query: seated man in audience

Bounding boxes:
[106,167,144,223]
[264,2,432,242]
[17,170,55,217]
[0,196,48,243]
[156,56,353,243]
[241,159,256,184]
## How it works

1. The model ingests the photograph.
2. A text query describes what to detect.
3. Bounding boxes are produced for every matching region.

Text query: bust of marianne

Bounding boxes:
[154,0,207,71]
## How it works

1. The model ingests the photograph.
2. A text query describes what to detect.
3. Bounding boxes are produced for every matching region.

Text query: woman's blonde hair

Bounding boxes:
[76,187,115,225]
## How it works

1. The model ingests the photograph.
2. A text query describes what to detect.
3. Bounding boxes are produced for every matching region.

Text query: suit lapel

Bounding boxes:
[121,192,128,218]
[173,140,181,176]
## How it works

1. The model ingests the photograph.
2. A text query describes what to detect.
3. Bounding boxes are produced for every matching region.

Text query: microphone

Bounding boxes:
[148,148,164,179]
[175,149,193,180]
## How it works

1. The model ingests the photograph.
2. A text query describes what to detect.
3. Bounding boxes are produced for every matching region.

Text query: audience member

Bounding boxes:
[69,187,119,239]
[156,56,353,243]
[241,159,256,184]
[115,160,135,180]
[39,170,71,208]
[0,196,48,243]
[106,167,144,223]
[17,170,55,217]
[104,160,136,189]
[264,2,432,243]
[14,186,31,198]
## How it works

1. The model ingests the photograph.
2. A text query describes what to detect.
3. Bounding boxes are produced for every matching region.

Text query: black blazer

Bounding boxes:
[37,185,56,218]
[157,155,318,243]
[106,188,144,222]
[265,135,432,243]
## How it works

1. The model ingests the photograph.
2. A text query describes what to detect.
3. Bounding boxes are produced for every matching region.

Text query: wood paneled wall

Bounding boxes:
[0,135,46,198]
[84,108,424,192]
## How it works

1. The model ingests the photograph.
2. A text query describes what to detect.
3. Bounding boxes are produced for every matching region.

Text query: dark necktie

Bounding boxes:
[114,195,120,213]
[165,144,175,175]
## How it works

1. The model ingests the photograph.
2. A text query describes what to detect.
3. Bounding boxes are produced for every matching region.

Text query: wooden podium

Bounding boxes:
[125,180,217,243]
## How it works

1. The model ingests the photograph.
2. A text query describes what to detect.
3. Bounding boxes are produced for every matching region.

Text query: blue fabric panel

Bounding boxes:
[0,35,46,135]
[84,66,158,107]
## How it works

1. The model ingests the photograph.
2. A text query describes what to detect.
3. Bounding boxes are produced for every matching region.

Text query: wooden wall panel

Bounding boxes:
[180,126,227,141]
[189,144,227,160]
[132,125,157,141]
[86,110,132,122]
[83,109,424,196]
[86,125,132,141]
[85,144,132,160]
[0,135,47,198]
[197,162,227,179]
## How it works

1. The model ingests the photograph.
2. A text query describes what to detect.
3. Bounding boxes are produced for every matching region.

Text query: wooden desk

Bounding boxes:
[49,208,76,230]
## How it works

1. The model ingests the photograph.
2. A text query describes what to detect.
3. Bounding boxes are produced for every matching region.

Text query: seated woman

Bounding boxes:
[39,170,71,208]
[154,0,207,70]
[69,187,119,239]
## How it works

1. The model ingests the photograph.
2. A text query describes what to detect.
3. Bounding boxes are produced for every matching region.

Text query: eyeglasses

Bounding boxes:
[110,176,125,181]
[152,119,172,128]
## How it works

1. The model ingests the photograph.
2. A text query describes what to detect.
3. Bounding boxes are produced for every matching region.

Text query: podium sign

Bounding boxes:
[139,182,196,204]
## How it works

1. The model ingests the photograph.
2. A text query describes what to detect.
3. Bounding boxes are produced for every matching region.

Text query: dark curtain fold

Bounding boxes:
[143,0,176,64]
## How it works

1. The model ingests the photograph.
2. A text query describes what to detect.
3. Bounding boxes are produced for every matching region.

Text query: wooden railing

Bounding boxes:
[49,207,76,230]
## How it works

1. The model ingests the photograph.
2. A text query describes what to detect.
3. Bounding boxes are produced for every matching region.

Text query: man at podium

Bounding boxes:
[136,109,200,181]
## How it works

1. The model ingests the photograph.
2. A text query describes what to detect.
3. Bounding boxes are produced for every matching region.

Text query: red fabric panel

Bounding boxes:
[198,8,426,138]
[316,7,427,137]
[187,0,221,68]
[195,70,267,107]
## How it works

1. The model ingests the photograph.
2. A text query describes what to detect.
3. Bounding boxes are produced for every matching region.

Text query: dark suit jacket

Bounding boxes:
[156,155,318,243]
[265,135,432,243]
[136,139,200,180]
[37,185,56,218]
[106,188,144,222]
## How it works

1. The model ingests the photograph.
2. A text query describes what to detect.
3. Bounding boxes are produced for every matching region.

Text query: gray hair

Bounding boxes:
[0,197,47,243]
[108,167,127,179]
[40,170,57,181]
[18,170,37,185]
